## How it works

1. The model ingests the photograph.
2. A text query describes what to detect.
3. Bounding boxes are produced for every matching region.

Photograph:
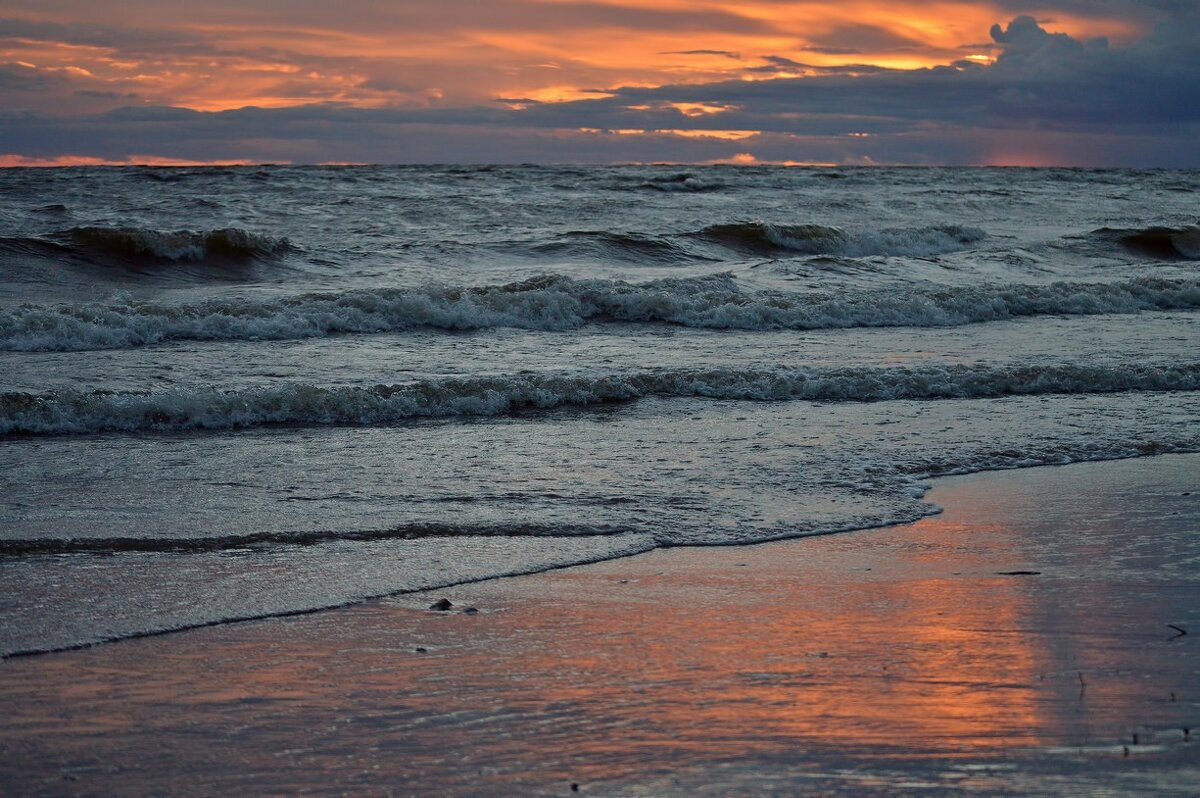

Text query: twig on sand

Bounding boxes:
[1166,623,1187,640]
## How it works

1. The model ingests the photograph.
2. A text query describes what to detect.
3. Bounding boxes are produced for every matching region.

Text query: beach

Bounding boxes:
[1,2,1199,792]
[2,454,1196,796]
[2,163,1198,795]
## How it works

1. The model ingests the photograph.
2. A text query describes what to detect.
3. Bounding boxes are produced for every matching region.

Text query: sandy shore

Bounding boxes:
[2,454,1198,796]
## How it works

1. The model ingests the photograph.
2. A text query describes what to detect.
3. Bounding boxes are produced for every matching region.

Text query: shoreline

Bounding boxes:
[4,448,1196,661]
[2,454,1198,795]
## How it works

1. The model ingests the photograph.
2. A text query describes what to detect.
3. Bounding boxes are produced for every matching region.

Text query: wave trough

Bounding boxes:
[695,222,986,257]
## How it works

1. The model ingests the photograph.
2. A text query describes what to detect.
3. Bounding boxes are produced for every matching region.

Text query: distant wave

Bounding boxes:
[0,226,292,269]
[510,221,985,262]
[3,362,1197,436]
[1094,225,1200,260]
[62,226,293,262]
[529,231,703,263]
[693,222,986,257]
[2,274,1197,352]
[638,173,723,192]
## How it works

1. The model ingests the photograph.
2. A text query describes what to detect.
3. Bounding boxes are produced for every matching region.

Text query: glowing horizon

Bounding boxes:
[0,2,1196,166]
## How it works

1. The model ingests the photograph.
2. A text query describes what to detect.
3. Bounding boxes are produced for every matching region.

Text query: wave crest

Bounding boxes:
[62,225,293,263]
[695,222,986,257]
[3,362,1197,436]
[639,173,723,192]
[2,274,1197,353]
[1095,225,1200,260]
[530,231,701,263]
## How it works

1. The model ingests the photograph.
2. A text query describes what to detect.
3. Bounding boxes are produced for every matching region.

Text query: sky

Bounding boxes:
[1,1,1197,166]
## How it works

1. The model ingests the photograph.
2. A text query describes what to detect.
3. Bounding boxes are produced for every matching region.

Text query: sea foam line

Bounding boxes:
[3,361,1198,436]
[2,274,1198,352]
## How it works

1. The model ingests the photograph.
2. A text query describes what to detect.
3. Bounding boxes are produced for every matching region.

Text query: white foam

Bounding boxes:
[1,274,1197,352]
[4,361,1197,435]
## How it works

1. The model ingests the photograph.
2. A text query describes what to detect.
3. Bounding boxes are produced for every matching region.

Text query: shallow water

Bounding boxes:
[2,457,1196,796]
[1,165,1198,655]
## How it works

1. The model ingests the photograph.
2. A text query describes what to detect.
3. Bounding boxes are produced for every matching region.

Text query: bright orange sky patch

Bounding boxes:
[0,1,1146,113]
[0,154,266,168]
[0,1,1190,167]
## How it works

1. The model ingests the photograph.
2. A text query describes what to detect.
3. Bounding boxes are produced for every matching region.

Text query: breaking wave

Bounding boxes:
[3,361,1197,436]
[1095,225,1200,260]
[694,222,986,257]
[638,173,723,192]
[0,226,294,278]
[2,274,1198,352]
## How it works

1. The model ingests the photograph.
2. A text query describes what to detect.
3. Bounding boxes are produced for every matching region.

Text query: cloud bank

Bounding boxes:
[0,3,1196,166]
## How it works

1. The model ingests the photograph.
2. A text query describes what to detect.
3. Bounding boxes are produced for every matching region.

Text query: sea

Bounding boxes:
[1,165,1197,657]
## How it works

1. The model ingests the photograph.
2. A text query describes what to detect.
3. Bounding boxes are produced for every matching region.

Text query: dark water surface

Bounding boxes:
[1,165,1198,654]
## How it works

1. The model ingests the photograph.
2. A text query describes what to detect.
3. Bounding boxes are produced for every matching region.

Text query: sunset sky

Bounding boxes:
[1,1,1197,166]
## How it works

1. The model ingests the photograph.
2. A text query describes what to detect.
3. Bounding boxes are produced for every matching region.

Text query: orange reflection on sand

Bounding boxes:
[6,459,1199,795]
[499,523,1043,760]
[3,459,1195,795]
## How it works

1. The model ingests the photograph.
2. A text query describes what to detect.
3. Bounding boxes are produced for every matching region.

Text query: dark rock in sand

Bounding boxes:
[429,598,453,611]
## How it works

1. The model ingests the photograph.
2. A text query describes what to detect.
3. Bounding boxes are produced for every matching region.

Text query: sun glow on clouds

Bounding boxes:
[668,102,737,117]
[0,1,1191,166]
[580,128,759,140]
[0,154,266,167]
[0,1,1145,114]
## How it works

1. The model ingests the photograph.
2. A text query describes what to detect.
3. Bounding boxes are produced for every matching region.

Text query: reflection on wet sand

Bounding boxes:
[0,456,1197,795]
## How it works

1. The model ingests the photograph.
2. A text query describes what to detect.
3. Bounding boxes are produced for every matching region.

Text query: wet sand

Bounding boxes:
[2,454,1198,796]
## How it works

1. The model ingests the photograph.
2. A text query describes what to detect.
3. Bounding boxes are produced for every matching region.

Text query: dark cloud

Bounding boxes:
[0,62,56,92]
[990,14,1107,54]
[74,90,138,99]
[660,50,742,60]
[503,14,1200,154]
[0,10,1197,166]
[748,56,893,76]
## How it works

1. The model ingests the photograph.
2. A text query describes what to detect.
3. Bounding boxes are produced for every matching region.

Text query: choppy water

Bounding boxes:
[1,165,1198,656]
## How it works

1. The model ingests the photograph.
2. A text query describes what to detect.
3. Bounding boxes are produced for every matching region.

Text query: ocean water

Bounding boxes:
[1,165,1197,656]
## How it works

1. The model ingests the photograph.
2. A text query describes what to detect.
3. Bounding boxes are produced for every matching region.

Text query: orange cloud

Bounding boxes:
[0,154,268,167]
[0,1,1149,115]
